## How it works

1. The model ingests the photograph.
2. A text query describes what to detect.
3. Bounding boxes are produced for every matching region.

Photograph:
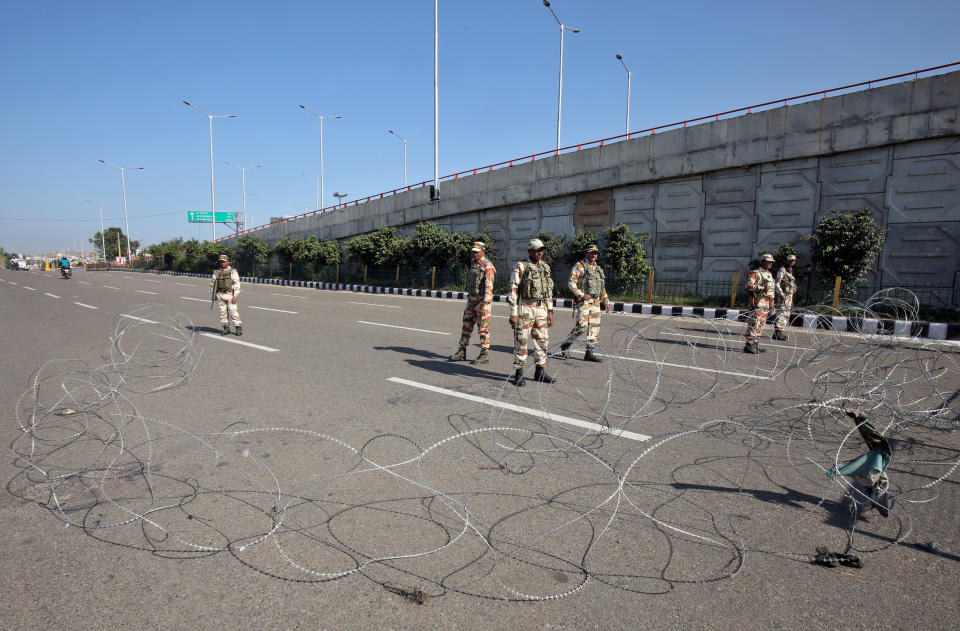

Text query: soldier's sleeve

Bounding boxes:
[483,261,495,304]
[600,273,609,306]
[508,261,522,317]
[568,262,582,298]
[231,269,241,296]
[774,269,784,298]
[546,264,554,312]
[746,270,758,293]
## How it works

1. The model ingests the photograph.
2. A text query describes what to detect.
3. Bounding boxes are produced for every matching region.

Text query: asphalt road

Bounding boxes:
[2,267,958,630]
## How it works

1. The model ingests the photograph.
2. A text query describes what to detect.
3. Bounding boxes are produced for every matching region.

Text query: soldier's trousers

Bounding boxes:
[216,292,241,325]
[744,297,772,342]
[773,294,794,331]
[458,296,492,350]
[568,298,602,344]
[514,301,550,368]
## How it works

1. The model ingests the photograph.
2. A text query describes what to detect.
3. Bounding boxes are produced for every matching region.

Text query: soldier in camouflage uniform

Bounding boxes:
[211,254,242,336]
[507,238,556,386]
[772,254,797,341]
[559,245,610,362]
[449,241,496,364]
[743,253,775,354]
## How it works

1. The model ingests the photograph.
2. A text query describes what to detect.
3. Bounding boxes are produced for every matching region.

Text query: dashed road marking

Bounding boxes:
[143,279,162,283]
[77,281,90,285]
[388,377,651,442]
[357,321,450,335]
[104,285,120,289]
[249,305,298,314]
[24,286,37,291]
[44,292,61,299]
[271,293,306,298]
[136,290,158,295]
[200,333,279,352]
[74,302,98,310]
[120,314,159,324]
[177,283,198,287]
[180,296,209,302]
[349,301,402,308]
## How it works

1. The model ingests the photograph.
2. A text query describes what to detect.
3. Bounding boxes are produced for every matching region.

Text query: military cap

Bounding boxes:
[760,254,775,262]
[218,254,230,262]
[584,245,599,253]
[470,241,486,252]
[528,238,545,250]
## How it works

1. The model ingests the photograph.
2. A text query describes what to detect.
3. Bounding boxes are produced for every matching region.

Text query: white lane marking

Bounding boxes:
[120,314,159,324]
[74,302,98,310]
[271,292,306,298]
[142,279,162,283]
[180,296,209,302]
[357,321,450,335]
[136,290,158,295]
[177,283,198,287]
[349,301,402,308]
[659,330,812,352]
[8,281,17,285]
[24,286,37,291]
[200,333,279,352]
[77,281,90,285]
[249,305,298,314]
[566,349,770,380]
[44,292,61,299]
[103,285,120,289]
[388,377,650,442]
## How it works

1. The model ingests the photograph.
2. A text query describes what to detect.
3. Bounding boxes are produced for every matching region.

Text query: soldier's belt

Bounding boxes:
[520,299,550,306]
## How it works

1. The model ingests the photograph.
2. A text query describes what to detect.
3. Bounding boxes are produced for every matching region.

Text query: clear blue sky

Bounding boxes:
[1,0,957,255]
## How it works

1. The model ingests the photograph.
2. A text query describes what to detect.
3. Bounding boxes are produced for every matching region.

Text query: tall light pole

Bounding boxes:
[299,105,340,212]
[98,160,142,263]
[301,172,320,211]
[433,0,439,200]
[226,162,260,231]
[388,129,407,187]
[183,100,236,242]
[543,0,579,154]
[616,54,631,137]
[85,199,106,262]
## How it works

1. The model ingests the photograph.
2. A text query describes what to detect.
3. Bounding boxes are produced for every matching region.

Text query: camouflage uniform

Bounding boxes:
[744,264,775,342]
[211,265,242,328]
[509,259,554,369]
[567,259,609,345]
[773,264,797,333]
[457,256,496,350]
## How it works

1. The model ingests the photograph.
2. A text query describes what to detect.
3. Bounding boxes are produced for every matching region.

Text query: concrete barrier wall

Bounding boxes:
[224,71,960,294]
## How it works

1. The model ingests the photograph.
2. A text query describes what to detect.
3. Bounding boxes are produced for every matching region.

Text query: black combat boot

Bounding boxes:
[743,340,765,354]
[583,344,602,362]
[235,325,242,336]
[473,349,489,365]
[449,347,467,361]
[534,365,557,384]
[558,341,572,359]
[771,330,788,341]
[512,368,526,387]
[222,323,230,336]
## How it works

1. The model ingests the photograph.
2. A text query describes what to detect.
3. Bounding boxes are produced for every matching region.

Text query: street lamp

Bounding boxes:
[388,129,408,187]
[183,100,236,242]
[433,0,439,200]
[300,173,320,211]
[84,199,106,262]
[616,54,631,137]
[299,105,341,212]
[543,0,579,154]
[98,160,143,263]
[226,162,260,232]
[333,192,348,208]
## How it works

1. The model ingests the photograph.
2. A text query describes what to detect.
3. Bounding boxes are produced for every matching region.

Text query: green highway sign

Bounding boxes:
[187,211,237,223]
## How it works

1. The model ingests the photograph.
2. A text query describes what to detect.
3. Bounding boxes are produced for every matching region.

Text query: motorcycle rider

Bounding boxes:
[60,256,71,278]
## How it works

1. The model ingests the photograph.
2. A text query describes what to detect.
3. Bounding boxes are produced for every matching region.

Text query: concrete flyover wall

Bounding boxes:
[224,71,960,299]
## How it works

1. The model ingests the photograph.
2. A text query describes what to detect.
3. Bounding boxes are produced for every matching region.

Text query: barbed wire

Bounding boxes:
[9,291,959,601]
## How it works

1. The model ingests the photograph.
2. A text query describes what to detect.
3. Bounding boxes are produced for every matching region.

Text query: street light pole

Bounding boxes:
[299,105,341,212]
[226,162,260,232]
[388,130,407,187]
[433,0,440,200]
[85,199,106,262]
[616,54,631,137]
[183,100,236,242]
[543,0,579,154]
[98,160,142,264]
